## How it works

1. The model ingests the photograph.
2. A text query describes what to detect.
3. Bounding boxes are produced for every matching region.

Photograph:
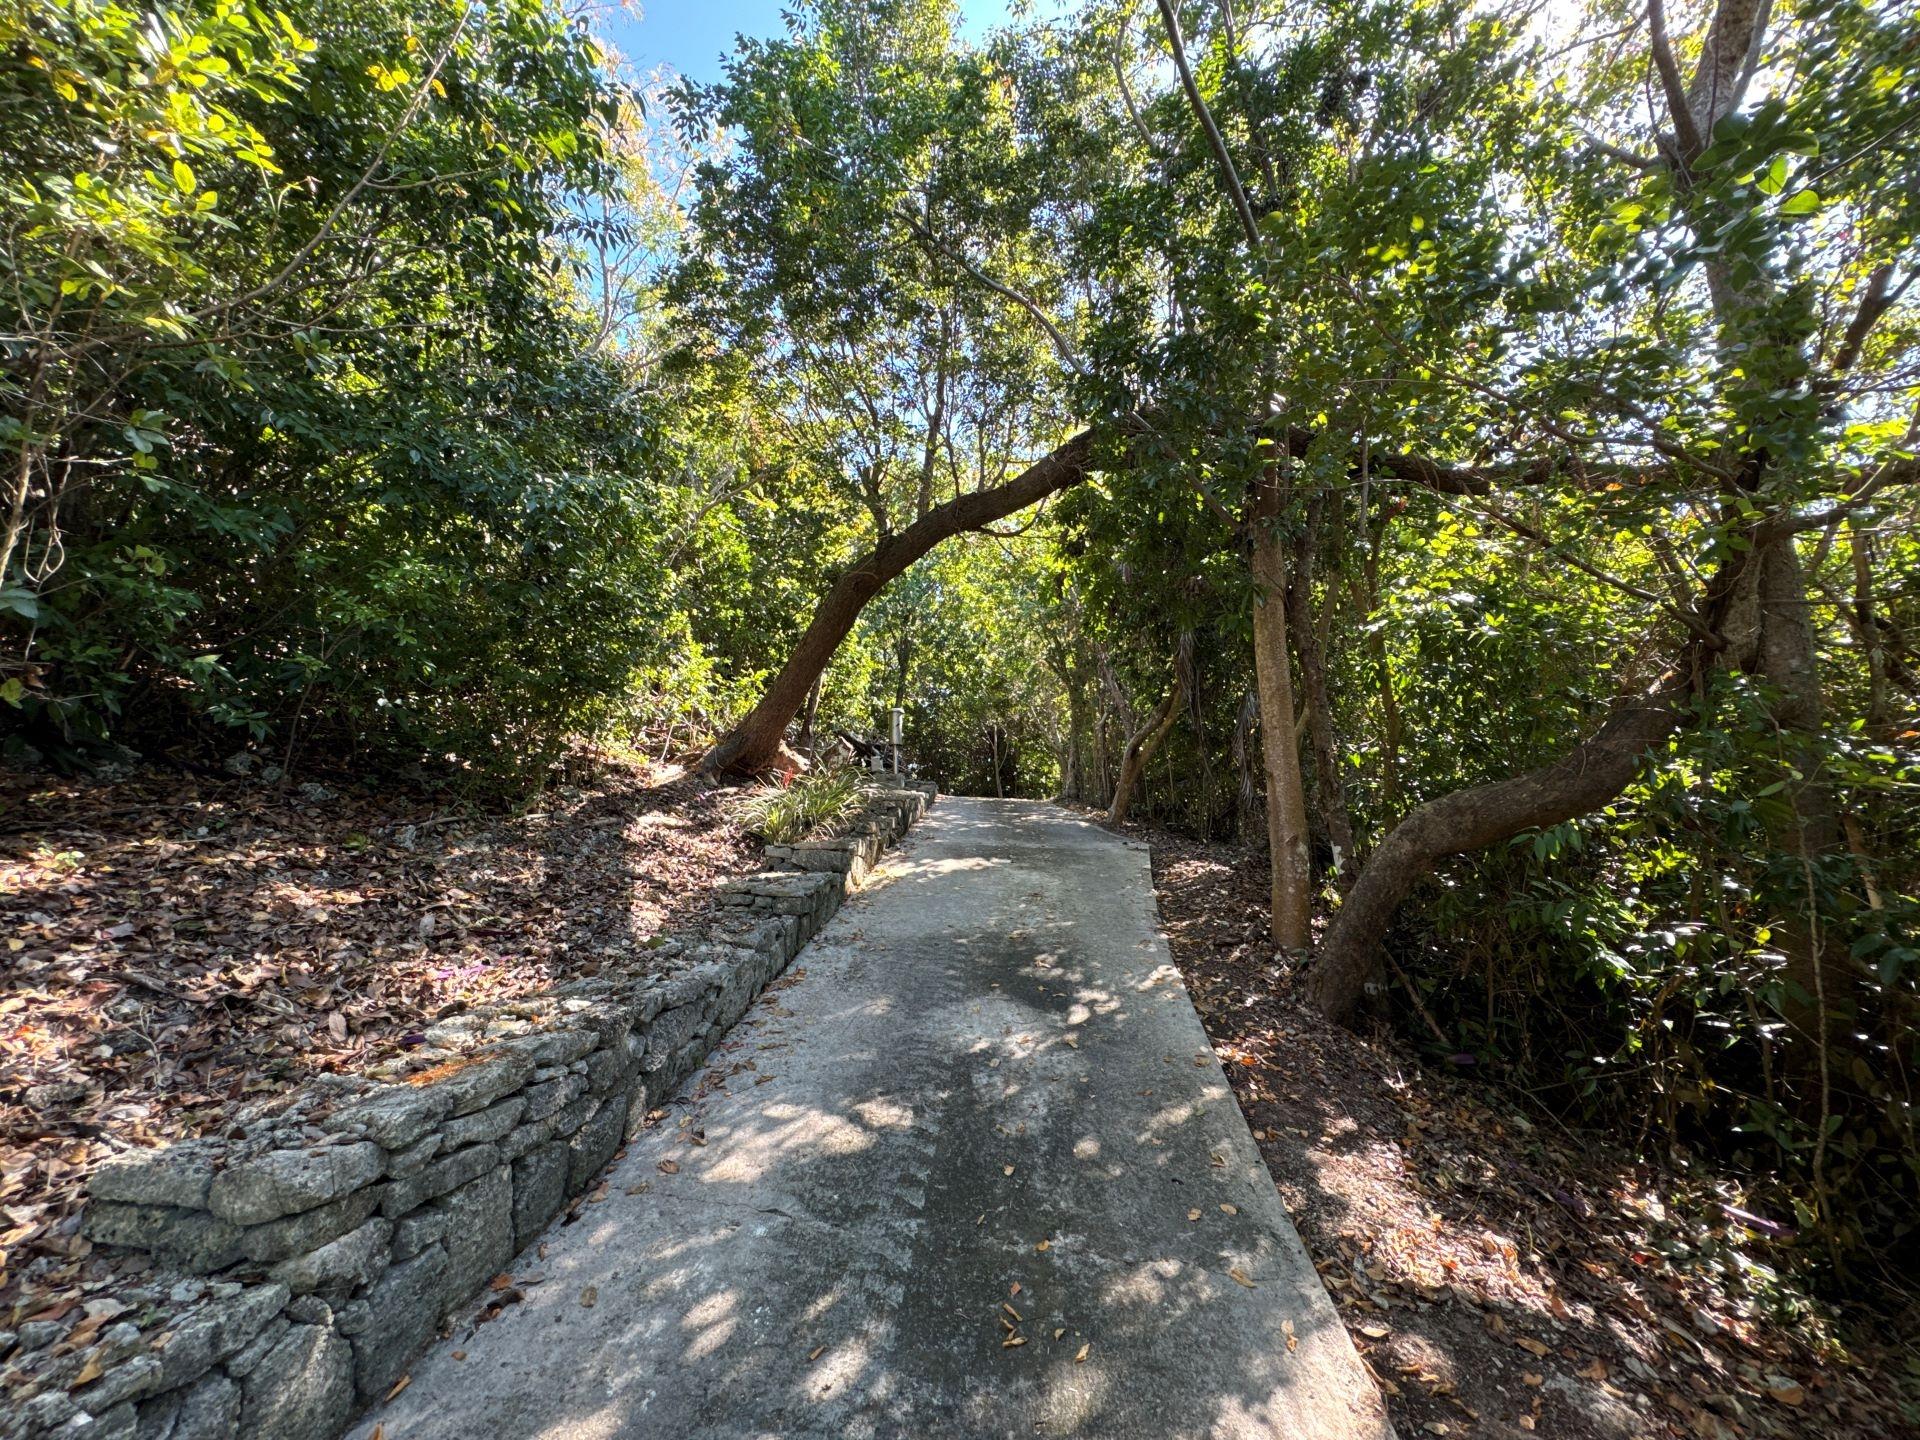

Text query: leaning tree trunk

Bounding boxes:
[1108,669,1186,825]
[1304,509,1769,1023]
[703,430,1095,775]
[1250,471,1314,950]
[1306,660,1696,1022]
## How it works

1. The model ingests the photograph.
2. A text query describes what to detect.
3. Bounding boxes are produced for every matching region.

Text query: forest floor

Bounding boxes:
[0,751,758,1320]
[1131,819,1919,1440]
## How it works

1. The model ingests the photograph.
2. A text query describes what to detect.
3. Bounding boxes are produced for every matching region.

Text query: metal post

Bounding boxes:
[890,707,904,776]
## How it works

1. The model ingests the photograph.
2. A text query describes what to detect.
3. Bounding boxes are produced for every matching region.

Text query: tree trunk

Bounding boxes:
[1307,660,1696,1022]
[1251,470,1313,950]
[1752,537,1859,1056]
[797,675,824,750]
[1287,493,1356,884]
[703,430,1095,775]
[1108,669,1186,825]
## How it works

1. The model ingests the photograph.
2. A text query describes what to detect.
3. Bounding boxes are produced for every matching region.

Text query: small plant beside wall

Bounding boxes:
[736,765,874,844]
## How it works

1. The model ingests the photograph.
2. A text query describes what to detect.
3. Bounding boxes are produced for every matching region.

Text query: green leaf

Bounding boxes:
[172,158,197,194]
[1778,189,1821,217]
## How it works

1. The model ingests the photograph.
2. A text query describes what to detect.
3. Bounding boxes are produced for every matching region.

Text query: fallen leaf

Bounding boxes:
[1074,1342,1090,1363]
[658,1159,679,1175]
[1220,1204,1238,1215]
[1766,1382,1806,1407]
[1035,1239,1050,1252]
[1062,1035,1078,1048]
[1360,1324,1390,1340]
[1516,1337,1551,1357]
[1002,1334,1027,1349]
[1189,1208,1202,1221]
[451,1352,467,1362]
[1576,1359,1609,1382]
[808,1346,826,1362]
[1228,1268,1256,1289]
[1283,1319,1298,1353]
[384,1375,411,1403]
[1003,1164,1015,1176]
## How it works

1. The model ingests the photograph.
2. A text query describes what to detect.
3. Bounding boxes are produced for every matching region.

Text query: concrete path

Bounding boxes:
[350,798,1392,1440]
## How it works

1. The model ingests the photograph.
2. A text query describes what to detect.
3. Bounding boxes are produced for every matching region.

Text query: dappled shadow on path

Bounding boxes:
[354,799,1388,1440]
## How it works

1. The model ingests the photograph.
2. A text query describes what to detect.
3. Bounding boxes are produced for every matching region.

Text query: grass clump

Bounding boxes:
[736,766,872,844]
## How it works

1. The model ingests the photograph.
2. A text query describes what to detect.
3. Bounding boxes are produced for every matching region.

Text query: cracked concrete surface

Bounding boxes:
[346,797,1394,1440]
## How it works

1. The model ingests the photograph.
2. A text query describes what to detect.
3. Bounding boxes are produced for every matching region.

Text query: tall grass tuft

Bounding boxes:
[736,766,872,844]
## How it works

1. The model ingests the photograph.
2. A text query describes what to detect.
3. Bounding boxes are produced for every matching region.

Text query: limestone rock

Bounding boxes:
[390,1208,448,1261]
[138,1369,240,1440]
[433,1166,511,1316]
[340,1245,448,1402]
[90,1142,222,1210]
[510,1144,568,1250]
[150,1285,289,1393]
[321,1085,450,1151]
[566,1097,627,1193]
[379,1142,497,1218]
[208,1142,384,1225]
[422,1052,533,1117]
[519,1073,585,1123]
[438,1095,525,1150]
[267,1217,391,1296]
[236,1325,353,1440]
[83,1202,247,1275]
[240,1185,381,1263]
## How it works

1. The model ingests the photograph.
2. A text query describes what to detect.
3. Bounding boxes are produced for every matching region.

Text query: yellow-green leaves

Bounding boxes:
[367,61,413,92]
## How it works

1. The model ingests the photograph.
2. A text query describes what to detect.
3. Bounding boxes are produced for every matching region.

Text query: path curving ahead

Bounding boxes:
[350,798,1393,1440]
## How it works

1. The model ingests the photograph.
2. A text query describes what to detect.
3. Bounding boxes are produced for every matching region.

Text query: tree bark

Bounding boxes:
[1307,659,1696,1021]
[1287,493,1356,884]
[1251,470,1314,950]
[797,674,824,750]
[702,429,1095,775]
[1108,668,1186,825]
[1751,537,1859,1054]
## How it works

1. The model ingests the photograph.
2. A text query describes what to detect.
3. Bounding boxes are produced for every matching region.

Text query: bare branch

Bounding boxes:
[1154,0,1261,248]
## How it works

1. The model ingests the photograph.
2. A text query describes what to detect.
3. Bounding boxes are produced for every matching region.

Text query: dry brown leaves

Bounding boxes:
[1130,819,1914,1440]
[0,752,757,1315]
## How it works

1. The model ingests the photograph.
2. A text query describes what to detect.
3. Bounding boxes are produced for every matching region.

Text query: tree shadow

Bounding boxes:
[348,798,1392,1440]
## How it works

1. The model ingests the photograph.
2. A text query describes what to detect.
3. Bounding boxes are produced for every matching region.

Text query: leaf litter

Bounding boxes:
[1127,818,1913,1440]
[0,753,758,1315]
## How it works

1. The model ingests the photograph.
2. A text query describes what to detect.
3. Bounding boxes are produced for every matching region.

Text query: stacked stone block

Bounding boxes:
[0,784,934,1440]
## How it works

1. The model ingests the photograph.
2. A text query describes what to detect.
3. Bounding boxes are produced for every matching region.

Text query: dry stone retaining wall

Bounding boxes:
[3,785,934,1440]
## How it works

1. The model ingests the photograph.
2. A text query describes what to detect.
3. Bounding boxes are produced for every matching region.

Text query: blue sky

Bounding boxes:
[598,1,1045,85]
